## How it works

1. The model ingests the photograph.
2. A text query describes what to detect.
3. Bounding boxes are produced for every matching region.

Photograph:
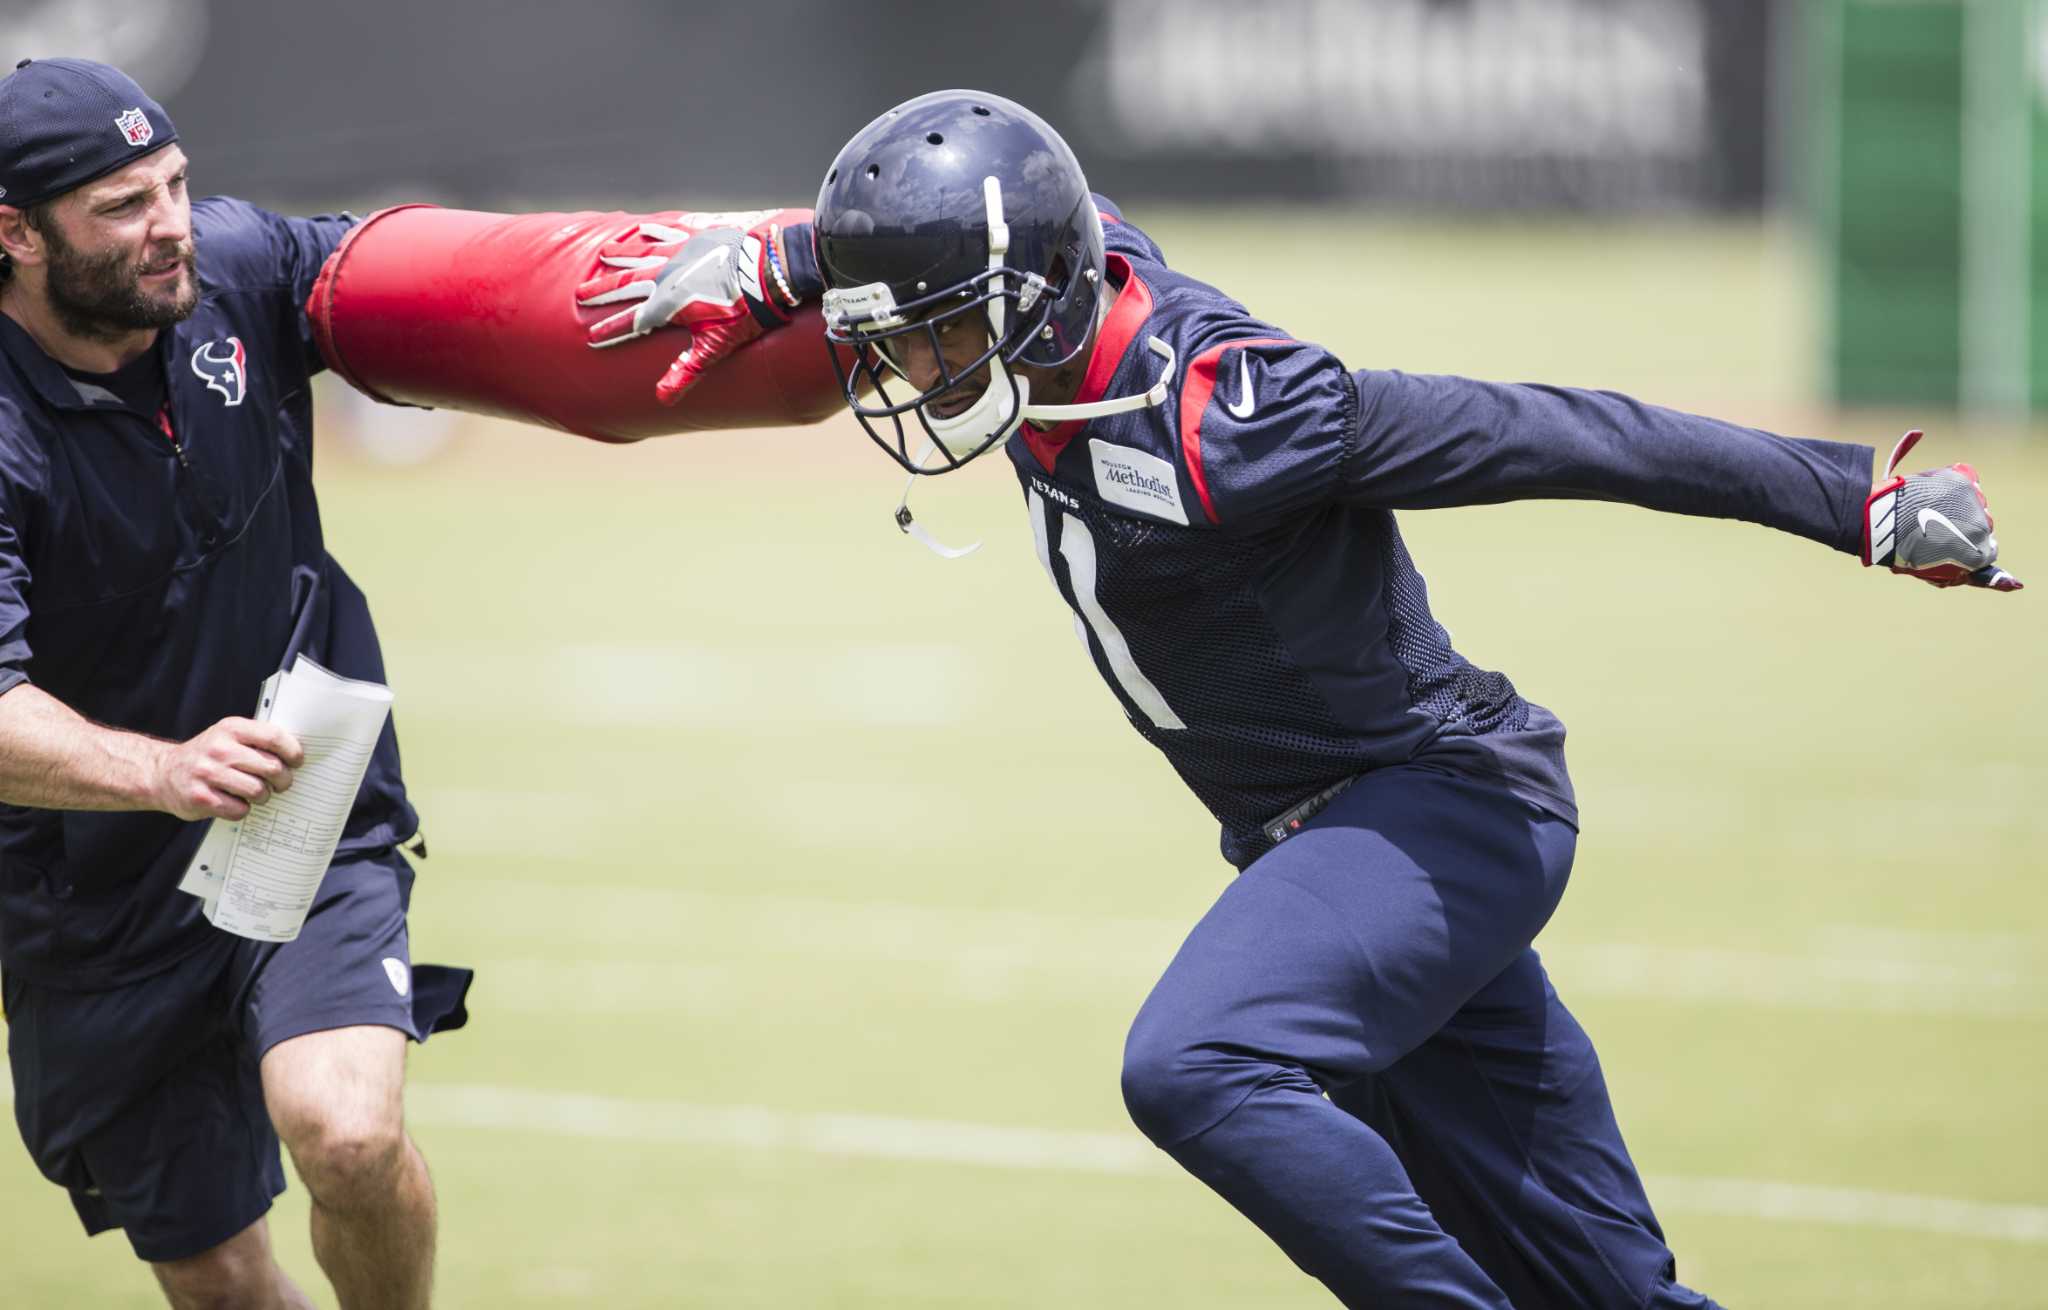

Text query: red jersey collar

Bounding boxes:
[1018,254,1153,471]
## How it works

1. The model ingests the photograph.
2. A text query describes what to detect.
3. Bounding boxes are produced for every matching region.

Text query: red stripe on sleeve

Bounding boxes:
[1177,337,1290,526]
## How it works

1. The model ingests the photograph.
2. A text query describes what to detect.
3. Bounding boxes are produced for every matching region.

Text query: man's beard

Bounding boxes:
[41,222,198,344]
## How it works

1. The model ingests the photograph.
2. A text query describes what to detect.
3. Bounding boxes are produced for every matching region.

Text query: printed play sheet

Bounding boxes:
[176,656,392,941]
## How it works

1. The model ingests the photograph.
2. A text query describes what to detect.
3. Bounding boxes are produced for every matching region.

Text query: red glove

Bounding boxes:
[1861,430,2022,591]
[575,207,812,405]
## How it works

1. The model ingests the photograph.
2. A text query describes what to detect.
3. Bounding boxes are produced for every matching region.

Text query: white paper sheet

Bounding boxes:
[176,671,282,901]
[176,657,392,942]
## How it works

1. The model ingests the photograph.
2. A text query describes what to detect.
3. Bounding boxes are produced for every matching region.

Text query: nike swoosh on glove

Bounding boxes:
[1862,430,2022,591]
[576,208,812,405]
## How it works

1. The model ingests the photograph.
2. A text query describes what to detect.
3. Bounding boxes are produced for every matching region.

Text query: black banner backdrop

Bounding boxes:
[0,0,1773,212]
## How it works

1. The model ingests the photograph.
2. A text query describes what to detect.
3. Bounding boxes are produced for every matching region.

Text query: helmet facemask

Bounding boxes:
[824,176,1093,476]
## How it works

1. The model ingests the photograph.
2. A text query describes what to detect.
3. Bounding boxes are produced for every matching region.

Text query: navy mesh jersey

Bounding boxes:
[1004,203,1875,867]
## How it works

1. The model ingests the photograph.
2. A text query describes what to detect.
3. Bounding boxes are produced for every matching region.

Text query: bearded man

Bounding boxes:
[0,57,467,1310]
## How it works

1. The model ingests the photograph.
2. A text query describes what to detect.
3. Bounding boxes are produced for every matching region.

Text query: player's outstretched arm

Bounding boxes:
[1340,370,2020,591]
[576,210,820,404]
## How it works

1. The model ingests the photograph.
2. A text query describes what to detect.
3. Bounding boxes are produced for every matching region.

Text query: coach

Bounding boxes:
[0,58,466,1310]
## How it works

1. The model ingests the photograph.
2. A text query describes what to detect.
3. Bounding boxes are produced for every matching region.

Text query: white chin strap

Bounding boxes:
[895,175,1175,559]
[920,336,1176,461]
[896,336,1176,560]
[895,442,983,558]
[1027,335,1176,421]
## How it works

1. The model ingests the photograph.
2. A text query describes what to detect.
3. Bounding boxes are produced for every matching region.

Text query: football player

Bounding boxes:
[577,90,2018,1309]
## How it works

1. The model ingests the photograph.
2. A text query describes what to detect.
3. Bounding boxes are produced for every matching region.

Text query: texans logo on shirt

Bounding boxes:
[190,338,248,407]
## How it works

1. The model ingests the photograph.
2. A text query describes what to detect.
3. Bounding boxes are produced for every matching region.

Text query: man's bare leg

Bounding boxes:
[151,1215,317,1310]
[262,1025,435,1310]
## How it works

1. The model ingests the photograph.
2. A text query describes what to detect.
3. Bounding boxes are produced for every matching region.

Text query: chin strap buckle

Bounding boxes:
[893,443,983,559]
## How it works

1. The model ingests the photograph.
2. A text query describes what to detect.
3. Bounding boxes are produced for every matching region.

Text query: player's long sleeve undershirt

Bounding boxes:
[1342,371,1874,554]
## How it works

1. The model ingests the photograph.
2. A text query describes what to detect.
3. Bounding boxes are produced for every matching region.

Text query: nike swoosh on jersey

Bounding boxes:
[1225,352,1255,419]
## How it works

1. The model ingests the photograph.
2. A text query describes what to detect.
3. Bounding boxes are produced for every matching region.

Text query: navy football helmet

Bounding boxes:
[815,90,1163,474]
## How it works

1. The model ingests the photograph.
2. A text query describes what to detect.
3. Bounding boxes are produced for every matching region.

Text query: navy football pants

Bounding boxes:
[1122,766,1719,1309]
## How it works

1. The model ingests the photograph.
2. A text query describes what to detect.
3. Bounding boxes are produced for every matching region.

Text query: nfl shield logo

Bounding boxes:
[114,108,153,148]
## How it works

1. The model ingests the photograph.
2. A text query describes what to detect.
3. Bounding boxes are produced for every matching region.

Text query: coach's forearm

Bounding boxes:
[0,682,168,812]
[1344,371,1874,552]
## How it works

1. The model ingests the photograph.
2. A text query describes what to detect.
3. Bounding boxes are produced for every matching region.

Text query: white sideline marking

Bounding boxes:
[383,639,983,728]
[1,1071,2040,1244]
[409,1084,1162,1176]
[1557,942,2041,1016]
[436,876,2048,1016]
[416,779,977,855]
[400,1083,2048,1245]
[1641,1174,2048,1246]
[1813,924,2039,963]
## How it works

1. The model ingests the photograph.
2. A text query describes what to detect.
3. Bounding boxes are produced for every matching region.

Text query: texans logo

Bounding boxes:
[190,338,248,407]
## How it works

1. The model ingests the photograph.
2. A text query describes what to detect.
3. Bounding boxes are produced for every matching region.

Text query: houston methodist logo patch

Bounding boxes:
[1089,438,1189,525]
[114,108,153,147]
[190,338,248,406]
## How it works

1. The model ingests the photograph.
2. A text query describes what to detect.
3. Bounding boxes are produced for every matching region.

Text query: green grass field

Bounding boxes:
[5,214,2045,1308]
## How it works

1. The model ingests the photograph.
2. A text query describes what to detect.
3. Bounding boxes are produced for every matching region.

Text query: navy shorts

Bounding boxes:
[4,846,471,1263]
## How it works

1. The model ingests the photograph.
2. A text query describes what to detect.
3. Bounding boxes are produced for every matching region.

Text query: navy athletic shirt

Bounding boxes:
[1009,202,1875,868]
[0,197,417,989]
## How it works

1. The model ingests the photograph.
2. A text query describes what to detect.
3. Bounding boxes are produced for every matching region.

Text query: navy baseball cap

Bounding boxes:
[0,58,179,208]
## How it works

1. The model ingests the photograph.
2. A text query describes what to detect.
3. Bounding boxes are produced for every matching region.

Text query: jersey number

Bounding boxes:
[1028,490,1186,732]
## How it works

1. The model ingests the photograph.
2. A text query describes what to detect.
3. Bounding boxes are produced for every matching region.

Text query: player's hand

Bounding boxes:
[153,717,303,821]
[1862,430,2022,591]
[576,209,811,405]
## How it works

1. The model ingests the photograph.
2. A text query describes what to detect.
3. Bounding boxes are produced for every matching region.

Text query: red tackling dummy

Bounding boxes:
[305,205,842,443]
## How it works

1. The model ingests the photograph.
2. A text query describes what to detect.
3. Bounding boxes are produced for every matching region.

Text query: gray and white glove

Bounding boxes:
[1862,430,2022,591]
[573,208,813,405]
